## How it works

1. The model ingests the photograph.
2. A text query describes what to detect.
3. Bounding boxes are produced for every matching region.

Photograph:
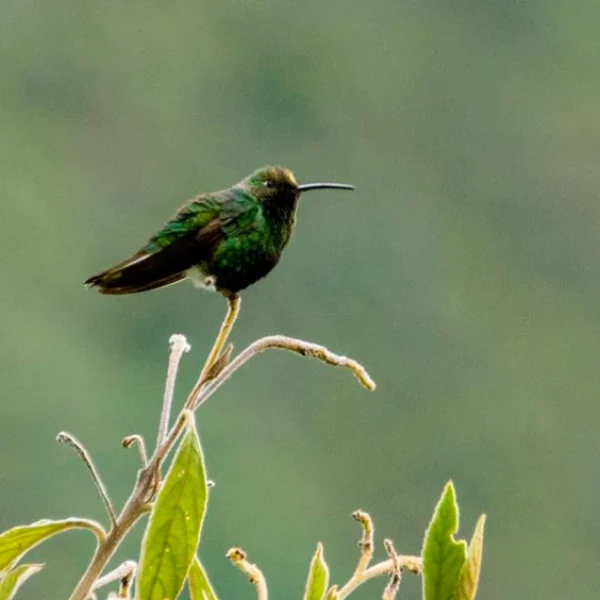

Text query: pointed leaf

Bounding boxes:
[422,481,467,600]
[188,556,219,600]
[137,419,208,600]
[324,586,339,600]
[0,518,102,573]
[0,564,43,600]
[303,543,329,600]
[455,515,486,600]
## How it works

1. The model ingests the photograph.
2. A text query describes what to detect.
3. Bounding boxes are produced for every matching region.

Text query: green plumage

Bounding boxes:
[85,166,353,297]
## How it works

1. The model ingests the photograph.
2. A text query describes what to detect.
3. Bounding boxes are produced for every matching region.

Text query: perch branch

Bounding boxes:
[187,294,241,407]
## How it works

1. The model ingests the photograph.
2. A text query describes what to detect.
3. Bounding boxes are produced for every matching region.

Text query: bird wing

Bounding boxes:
[145,188,260,251]
[85,189,260,294]
[143,193,224,253]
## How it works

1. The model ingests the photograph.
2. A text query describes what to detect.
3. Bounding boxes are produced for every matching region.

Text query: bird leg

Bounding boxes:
[187,294,241,409]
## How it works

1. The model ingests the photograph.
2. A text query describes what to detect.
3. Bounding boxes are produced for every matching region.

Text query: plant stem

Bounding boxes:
[192,334,375,410]
[337,555,422,599]
[157,334,190,447]
[68,481,150,600]
[187,294,240,408]
[382,539,402,600]
[57,432,117,528]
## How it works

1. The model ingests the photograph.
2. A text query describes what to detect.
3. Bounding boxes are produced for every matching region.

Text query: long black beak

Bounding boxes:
[298,182,355,192]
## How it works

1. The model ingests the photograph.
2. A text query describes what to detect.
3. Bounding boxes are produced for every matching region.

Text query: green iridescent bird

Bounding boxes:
[85,166,354,297]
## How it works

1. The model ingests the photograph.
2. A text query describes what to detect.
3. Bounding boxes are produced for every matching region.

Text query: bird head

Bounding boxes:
[240,166,354,207]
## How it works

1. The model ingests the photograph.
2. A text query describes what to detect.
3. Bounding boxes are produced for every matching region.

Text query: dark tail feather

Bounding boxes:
[85,252,187,295]
[86,272,185,294]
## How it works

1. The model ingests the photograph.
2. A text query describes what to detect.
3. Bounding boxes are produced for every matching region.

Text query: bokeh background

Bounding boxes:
[2,1,599,598]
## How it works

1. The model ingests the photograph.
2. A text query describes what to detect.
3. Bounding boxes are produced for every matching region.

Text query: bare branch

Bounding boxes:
[382,539,401,600]
[191,334,375,411]
[56,432,117,528]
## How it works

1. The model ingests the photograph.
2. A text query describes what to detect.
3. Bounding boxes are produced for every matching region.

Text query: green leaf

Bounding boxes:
[324,586,339,600]
[303,542,329,600]
[0,518,102,573]
[0,564,43,600]
[455,515,486,600]
[137,418,208,600]
[188,556,219,600]
[422,481,467,600]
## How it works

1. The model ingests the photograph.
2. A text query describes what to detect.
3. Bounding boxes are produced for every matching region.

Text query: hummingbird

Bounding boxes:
[85,166,354,297]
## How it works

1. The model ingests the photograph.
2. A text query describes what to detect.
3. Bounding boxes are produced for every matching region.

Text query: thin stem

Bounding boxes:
[57,432,117,528]
[337,511,374,599]
[353,510,375,575]
[192,334,375,410]
[227,547,268,600]
[337,556,421,600]
[382,539,402,600]
[157,334,190,447]
[56,518,107,544]
[186,294,240,409]
[68,481,151,600]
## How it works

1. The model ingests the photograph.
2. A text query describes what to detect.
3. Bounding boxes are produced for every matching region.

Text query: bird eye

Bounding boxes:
[263,180,274,188]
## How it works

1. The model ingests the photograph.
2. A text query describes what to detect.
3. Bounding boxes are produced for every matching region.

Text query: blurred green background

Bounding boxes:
[1,1,599,598]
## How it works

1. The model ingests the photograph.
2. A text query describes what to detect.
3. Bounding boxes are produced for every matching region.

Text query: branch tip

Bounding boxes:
[169,333,191,353]
[121,434,148,467]
[157,333,192,450]
[352,510,374,554]
[227,547,268,600]
[226,547,247,562]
